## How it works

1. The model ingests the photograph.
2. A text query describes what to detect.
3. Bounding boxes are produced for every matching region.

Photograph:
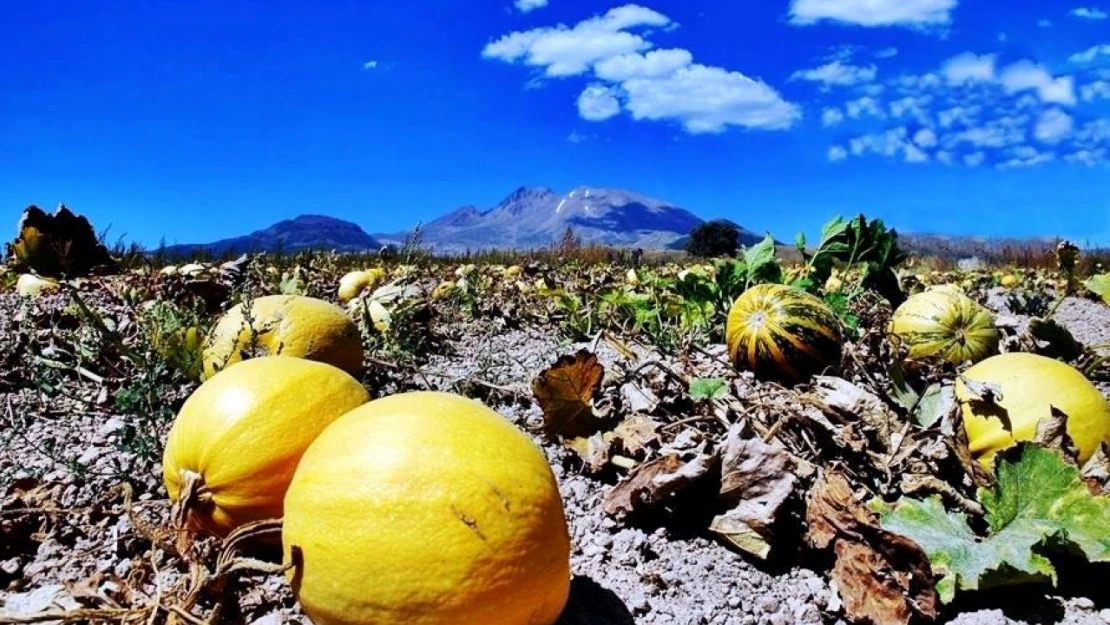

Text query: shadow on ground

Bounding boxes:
[557,576,636,625]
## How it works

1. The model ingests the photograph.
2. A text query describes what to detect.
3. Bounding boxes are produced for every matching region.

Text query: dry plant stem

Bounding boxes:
[172,471,212,556]
[0,608,144,624]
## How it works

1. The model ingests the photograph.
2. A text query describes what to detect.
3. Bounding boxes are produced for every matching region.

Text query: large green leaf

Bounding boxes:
[879,445,1110,603]
[1087,273,1110,306]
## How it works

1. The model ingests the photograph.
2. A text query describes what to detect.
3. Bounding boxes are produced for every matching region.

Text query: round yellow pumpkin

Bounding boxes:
[202,295,363,379]
[163,356,369,536]
[956,352,1110,467]
[337,269,386,303]
[891,289,1000,365]
[726,284,843,383]
[283,392,571,625]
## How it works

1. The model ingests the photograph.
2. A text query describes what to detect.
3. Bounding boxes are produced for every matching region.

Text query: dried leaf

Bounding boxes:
[806,472,938,625]
[533,350,606,439]
[1028,318,1083,361]
[710,429,797,559]
[603,453,717,517]
[810,377,896,447]
[1034,406,1079,463]
[612,416,660,456]
[565,434,614,473]
[913,383,957,429]
[620,381,659,414]
[1081,444,1110,494]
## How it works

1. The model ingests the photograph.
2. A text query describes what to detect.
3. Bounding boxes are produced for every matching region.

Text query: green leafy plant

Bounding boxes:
[797,215,908,305]
[689,377,728,401]
[879,444,1110,603]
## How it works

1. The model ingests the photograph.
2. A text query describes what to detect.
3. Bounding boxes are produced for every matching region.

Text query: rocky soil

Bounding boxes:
[2,287,1110,625]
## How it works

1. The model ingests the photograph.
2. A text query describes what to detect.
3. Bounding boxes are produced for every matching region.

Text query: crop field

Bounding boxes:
[3,213,1110,625]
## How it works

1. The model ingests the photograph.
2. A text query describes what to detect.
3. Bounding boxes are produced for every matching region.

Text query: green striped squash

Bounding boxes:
[890,289,1000,365]
[726,284,843,383]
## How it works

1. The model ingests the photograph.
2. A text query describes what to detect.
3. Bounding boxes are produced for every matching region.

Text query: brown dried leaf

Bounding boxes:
[603,453,717,517]
[1034,406,1080,464]
[533,350,606,439]
[810,376,896,448]
[1082,444,1110,494]
[807,472,938,625]
[565,433,615,474]
[612,415,661,456]
[710,429,798,559]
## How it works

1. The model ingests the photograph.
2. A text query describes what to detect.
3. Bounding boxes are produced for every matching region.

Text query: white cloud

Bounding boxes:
[1070,44,1110,64]
[362,60,379,70]
[998,146,1056,169]
[566,131,589,143]
[1081,80,1110,101]
[875,47,899,58]
[1038,19,1054,27]
[594,49,692,81]
[788,0,957,28]
[1065,148,1109,165]
[485,5,800,134]
[890,96,933,123]
[964,152,986,166]
[514,0,548,13]
[998,61,1076,105]
[936,150,954,164]
[828,145,849,161]
[620,64,802,133]
[822,107,846,126]
[791,60,877,86]
[941,52,997,85]
[998,32,1009,43]
[905,143,930,162]
[1034,109,1075,144]
[937,105,981,128]
[577,84,621,121]
[1072,7,1109,19]
[846,96,885,119]
[481,4,670,77]
[914,128,938,148]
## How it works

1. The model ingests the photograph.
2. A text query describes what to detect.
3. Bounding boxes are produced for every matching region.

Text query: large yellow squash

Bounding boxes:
[163,357,369,536]
[956,352,1110,467]
[283,392,571,625]
[202,295,363,379]
[891,289,1000,365]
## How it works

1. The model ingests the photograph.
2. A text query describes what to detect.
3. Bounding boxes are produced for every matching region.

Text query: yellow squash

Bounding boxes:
[337,269,386,303]
[202,295,363,379]
[163,356,369,536]
[890,289,1000,365]
[957,352,1110,467]
[283,392,571,625]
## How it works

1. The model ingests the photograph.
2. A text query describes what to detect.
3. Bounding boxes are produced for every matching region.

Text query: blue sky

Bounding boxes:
[3,0,1110,247]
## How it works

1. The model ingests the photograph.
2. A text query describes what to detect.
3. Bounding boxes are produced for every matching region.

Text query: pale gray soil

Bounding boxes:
[2,292,1110,625]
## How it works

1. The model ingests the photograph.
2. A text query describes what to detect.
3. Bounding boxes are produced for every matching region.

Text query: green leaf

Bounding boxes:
[689,377,728,401]
[742,234,778,278]
[1086,274,1110,306]
[818,216,849,247]
[794,232,806,254]
[880,445,1110,603]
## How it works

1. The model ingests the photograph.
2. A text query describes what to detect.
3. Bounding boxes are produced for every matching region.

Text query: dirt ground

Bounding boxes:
[2,287,1110,625]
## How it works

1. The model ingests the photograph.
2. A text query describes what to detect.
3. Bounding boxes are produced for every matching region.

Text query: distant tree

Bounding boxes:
[558,225,582,254]
[686,220,740,258]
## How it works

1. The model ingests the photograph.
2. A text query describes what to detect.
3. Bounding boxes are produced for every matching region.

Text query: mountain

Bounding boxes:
[378,185,710,252]
[162,215,383,257]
